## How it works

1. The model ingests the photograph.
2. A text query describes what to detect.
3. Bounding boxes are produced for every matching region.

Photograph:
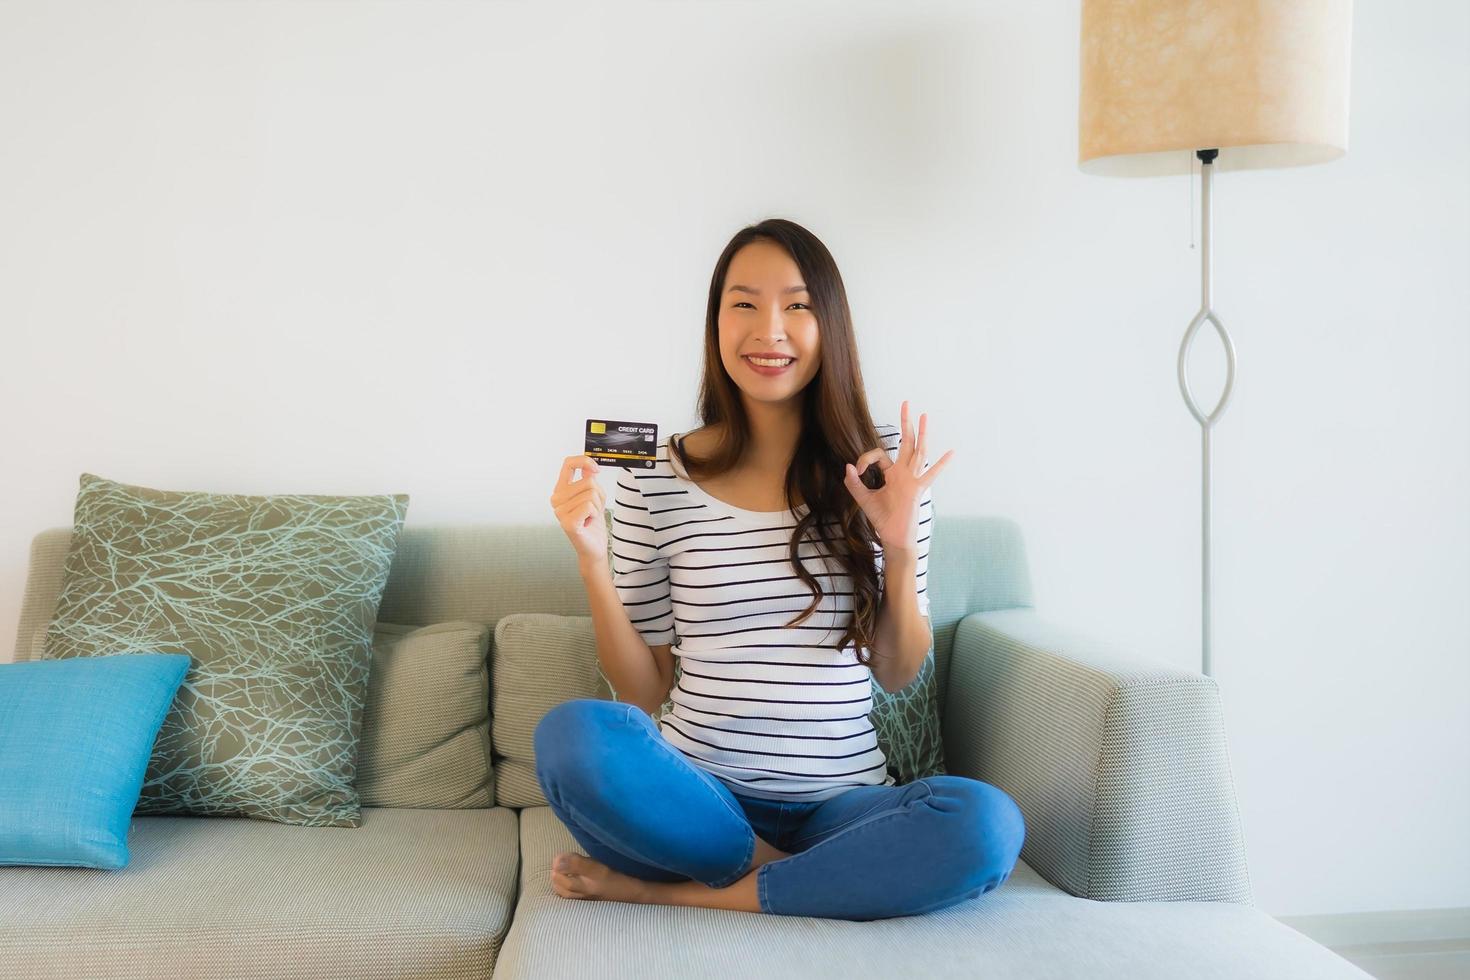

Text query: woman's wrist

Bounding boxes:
[578,552,612,582]
[880,543,919,566]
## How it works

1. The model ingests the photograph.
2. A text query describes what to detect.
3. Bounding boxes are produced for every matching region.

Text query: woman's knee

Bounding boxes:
[533,698,632,785]
[922,775,1026,891]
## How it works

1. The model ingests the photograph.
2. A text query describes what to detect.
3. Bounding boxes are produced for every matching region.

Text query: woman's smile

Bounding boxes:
[742,353,797,375]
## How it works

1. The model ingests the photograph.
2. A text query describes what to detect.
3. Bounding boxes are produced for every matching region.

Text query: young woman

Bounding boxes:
[540,218,1025,921]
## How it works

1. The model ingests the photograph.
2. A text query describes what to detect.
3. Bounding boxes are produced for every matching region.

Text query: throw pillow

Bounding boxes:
[356,621,493,808]
[490,612,615,808]
[41,473,408,827]
[0,653,191,869]
[868,647,946,784]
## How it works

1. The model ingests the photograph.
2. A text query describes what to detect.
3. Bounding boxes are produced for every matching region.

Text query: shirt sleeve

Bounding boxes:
[913,485,932,617]
[609,476,676,645]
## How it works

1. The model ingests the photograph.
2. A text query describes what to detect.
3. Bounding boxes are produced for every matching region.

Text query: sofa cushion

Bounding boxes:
[0,653,189,869]
[491,613,614,807]
[19,625,45,663]
[0,806,518,980]
[40,473,408,827]
[496,806,1371,980]
[357,621,493,808]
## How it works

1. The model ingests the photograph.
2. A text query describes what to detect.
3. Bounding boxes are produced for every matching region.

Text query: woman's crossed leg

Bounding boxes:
[757,773,1026,920]
[532,698,1025,920]
[534,698,776,912]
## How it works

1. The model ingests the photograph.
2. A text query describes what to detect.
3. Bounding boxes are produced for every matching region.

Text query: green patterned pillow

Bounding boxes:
[868,646,945,785]
[595,508,946,786]
[41,473,408,827]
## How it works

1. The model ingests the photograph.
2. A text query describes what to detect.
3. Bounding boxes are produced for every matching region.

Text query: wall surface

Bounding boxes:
[1,0,1465,918]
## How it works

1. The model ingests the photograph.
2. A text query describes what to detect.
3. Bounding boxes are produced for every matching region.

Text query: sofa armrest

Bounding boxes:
[942,608,1254,905]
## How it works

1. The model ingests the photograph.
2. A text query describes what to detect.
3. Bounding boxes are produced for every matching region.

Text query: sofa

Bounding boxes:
[2,515,1371,979]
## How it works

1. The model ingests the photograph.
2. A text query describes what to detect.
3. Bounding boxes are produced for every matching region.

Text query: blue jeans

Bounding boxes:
[532,698,1026,921]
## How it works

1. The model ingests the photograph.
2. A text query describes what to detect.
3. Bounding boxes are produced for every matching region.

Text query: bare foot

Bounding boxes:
[549,852,651,904]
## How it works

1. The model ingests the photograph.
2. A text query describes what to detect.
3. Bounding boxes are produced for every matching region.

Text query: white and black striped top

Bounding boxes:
[609,422,932,802]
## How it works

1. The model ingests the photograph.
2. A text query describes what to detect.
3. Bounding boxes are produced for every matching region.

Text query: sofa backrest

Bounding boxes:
[13,513,1035,717]
[11,514,1034,696]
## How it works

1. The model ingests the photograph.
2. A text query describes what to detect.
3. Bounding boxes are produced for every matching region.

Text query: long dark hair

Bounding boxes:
[670,218,889,667]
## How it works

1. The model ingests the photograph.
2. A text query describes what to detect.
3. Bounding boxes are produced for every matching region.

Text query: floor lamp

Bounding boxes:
[1076,0,1353,676]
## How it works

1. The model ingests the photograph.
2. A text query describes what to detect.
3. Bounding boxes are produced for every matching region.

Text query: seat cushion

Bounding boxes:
[0,807,518,979]
[496,806,1371,980]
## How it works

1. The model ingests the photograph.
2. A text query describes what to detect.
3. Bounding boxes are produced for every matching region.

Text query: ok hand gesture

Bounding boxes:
[843,401,954,555]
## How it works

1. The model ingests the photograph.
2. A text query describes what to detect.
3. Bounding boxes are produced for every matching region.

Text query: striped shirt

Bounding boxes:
[609,422,932,802]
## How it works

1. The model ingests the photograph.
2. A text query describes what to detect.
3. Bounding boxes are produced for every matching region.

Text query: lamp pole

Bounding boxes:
[1176,147,1237,677]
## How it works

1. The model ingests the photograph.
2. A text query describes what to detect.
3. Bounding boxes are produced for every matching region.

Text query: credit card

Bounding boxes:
[585,418,659,469]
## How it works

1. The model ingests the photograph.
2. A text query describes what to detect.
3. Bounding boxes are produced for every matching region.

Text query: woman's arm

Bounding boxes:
[869,546,933,694]
[580,554,674,717]
[844,405,949,694]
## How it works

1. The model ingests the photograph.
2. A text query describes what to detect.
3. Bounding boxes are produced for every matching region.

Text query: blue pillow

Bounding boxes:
[0,652,190,869]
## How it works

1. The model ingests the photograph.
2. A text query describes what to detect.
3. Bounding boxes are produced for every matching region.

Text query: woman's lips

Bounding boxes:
[742,354,795,376]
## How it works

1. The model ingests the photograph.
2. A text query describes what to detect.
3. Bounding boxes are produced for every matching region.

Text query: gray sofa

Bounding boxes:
[2,516,1370,979]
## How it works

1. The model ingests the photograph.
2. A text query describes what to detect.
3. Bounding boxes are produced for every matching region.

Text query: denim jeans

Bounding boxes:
[532,698,1026,921]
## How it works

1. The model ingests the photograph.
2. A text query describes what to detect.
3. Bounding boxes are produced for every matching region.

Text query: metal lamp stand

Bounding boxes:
[1176,147,1237,678]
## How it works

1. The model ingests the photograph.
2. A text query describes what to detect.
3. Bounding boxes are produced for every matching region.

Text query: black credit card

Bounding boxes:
[585,419,658,469]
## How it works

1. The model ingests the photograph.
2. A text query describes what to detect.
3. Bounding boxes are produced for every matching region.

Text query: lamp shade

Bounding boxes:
[1079,0,1352,176]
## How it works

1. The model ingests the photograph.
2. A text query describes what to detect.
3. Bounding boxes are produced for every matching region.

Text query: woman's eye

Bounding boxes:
[733,302,809,310]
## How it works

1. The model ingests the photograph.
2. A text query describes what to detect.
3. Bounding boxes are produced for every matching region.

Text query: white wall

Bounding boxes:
[1,0,1464,918]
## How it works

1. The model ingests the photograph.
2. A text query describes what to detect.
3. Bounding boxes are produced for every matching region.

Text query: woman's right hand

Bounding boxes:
[550,454,608,566]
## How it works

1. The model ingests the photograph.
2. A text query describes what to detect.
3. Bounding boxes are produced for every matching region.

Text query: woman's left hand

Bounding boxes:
[843,401,955,555]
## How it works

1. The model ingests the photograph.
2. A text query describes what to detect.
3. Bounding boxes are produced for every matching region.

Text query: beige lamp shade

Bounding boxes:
[1079,0,1352,176]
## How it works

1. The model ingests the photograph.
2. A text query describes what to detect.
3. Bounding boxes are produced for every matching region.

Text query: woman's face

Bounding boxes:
[717,240,821,407]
